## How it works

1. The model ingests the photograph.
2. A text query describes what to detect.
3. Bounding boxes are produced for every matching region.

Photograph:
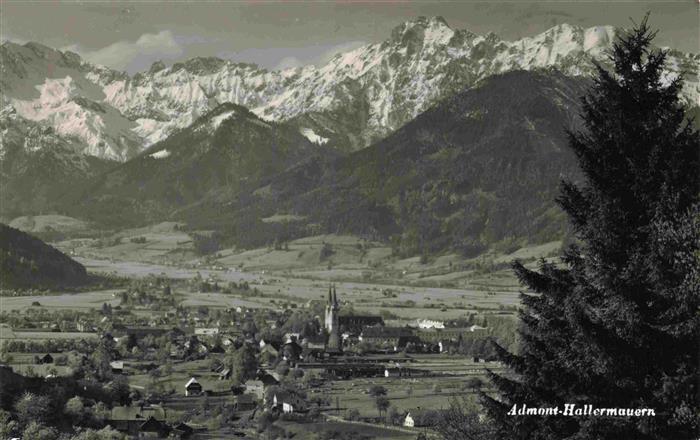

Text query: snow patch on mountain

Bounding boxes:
[211,110,237,129]
[12,77,106,153]
[8,75,140,160]
[300,128,329,145]
[149,149,171,159]
[584,26,615,53]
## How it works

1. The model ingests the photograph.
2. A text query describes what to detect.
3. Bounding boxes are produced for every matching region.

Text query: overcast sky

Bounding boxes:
[2,1,697,74]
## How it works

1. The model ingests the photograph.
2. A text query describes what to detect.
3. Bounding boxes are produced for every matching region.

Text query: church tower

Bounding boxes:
[325,285,341,351]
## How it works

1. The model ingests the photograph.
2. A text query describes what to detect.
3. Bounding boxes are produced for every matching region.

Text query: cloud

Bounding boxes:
[273,56,305,71]
[1,33,29,45]
[76,31,183,73]
[314,41,366,66]
[225,40,368,72]
[66,31,367,74]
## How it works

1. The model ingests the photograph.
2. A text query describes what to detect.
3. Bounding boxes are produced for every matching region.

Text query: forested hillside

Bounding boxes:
[0,224,89,289]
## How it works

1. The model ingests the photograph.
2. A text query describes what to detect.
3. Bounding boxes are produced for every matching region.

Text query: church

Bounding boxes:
[324,285,385,352]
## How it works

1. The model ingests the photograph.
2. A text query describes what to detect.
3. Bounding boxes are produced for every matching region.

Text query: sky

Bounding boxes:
[1,1,697,74]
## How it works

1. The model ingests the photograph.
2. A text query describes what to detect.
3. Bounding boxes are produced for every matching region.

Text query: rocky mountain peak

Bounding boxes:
[148,60,167,74]
[390,15,455,47]
[170,56,229,75]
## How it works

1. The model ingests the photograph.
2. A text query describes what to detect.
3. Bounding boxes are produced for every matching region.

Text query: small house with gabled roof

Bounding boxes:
[184,377,202,396]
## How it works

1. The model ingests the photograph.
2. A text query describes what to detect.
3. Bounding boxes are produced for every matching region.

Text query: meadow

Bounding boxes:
[0,290,121,312]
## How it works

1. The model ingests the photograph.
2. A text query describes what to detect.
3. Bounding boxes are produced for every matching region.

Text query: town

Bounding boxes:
[0,272,512,439]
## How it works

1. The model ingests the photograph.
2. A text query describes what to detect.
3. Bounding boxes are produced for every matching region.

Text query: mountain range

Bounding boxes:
[2,17,697,160]
[71,69,588,253]
[1,16,698,253]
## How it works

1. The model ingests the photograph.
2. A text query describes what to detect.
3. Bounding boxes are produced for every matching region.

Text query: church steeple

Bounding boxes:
[325,285,341,352]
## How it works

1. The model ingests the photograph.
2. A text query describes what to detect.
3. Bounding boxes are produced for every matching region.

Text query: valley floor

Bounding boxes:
[2,217,554,439]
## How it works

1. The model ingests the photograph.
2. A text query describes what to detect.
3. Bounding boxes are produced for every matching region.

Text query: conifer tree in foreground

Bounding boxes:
[483,15,699,440]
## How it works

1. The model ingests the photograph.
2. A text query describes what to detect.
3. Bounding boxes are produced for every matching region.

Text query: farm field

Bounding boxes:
[279,419,419,439]
[127,357,234,395]
[37,225,560,322]
[3,351,83,377]
[60,255,522,318]
[8,215,94,236]
[0,327,99,340]
[57,227,555,288]
[0,290,121,312]
[311,358,500,418]
[9,363,74,377]
[0,252,518,321]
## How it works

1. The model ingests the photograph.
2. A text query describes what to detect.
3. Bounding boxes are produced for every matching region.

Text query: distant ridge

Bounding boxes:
[74,70,590,253]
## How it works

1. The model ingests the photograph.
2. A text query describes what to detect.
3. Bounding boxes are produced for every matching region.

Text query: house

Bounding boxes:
[260,343,279,357]
[244,380,265,400]
[267,371,282,383]
[139,416,170,438]
[234,394,257,411]
[272,392,307,414]
[384,366,426,378]
[37,354,53,364]
[360,327,415,346]
[185,377,203,396]
[257,371,280,386]
[110,361,125,375]
[108,405,166,436]
[259,339,279,350]
[415,319,445,329]
[219,368,231,380]
[283,333,300,343]
[438,340,458,353]
[404,409,436,428]
[384,364,414,378]
[338,315,384,333]
[302,334,326,351]
[281,340,302,361]
[384,367,403,378]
